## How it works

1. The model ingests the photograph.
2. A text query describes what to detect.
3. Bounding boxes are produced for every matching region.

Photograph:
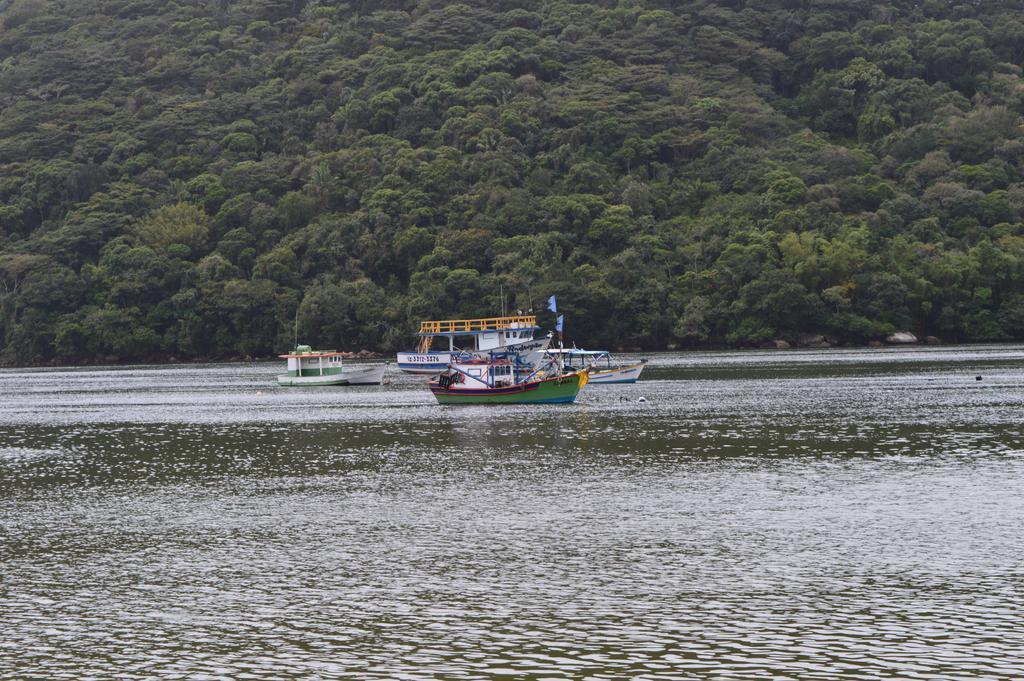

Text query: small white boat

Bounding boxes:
[545,349,647,384]
[277,346,387,386]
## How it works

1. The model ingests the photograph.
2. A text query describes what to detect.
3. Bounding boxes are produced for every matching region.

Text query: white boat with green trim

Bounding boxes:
[277,345,387,386]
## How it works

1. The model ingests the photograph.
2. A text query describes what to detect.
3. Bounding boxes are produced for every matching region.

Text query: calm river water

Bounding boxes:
[2,346,1023,679]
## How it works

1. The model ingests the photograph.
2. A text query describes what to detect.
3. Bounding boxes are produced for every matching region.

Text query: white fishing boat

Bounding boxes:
[545,349,647,384]
[277,346,387,386]
[397,315,544,374]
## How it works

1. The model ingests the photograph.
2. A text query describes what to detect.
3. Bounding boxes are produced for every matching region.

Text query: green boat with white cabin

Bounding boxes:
[428,355,589,405]
[277,345,387,386]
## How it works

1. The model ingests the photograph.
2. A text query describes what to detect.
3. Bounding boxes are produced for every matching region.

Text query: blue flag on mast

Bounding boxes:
[547,295,557,313]
[556,314,564,333]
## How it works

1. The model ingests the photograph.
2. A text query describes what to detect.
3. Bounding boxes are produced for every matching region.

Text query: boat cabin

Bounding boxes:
[416,316,539,353]
[543,348,647,384]
[545,349,613,371]
[279,345,346,377]
[437,358,539,390]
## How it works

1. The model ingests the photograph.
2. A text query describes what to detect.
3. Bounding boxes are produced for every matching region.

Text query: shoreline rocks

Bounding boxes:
[885,331,918,344]
[335,350,382,359]
[796,333,825,347]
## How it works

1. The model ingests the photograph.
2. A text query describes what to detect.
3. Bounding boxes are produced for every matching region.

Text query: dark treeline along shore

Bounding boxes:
[2,0,1024,365]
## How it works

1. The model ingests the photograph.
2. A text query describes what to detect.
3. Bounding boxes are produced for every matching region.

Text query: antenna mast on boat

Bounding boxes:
[293,304,300,351]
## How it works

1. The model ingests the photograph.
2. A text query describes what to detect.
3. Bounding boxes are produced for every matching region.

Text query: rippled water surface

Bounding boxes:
[3,346,1024,679]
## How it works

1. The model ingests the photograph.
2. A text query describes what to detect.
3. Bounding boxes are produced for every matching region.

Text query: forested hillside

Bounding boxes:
[2,0,1024,363]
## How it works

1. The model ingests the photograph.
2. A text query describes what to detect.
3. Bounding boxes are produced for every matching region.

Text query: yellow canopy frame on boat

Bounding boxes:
[416,315,537,352]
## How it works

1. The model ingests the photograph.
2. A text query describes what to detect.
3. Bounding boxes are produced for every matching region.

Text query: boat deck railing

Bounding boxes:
[417,315,537,336]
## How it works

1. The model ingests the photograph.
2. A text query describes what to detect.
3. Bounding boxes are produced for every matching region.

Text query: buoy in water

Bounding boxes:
[975,376,982,381]
[638,396,647,403]
[256,390,264,396]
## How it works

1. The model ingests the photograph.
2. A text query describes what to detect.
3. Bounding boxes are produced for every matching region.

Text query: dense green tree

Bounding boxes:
[130,203,210,252]
[2,0,1024,364]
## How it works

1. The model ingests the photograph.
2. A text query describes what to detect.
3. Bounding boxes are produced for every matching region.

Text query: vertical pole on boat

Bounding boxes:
[319,355,323,376]
[556,313,565,372]
[548,295,562,373]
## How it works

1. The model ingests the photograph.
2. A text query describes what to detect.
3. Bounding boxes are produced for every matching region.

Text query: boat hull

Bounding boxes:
[430,371,586,405]
[587,362,646,384]
[277,364,387,386]
[396,351,454,374]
